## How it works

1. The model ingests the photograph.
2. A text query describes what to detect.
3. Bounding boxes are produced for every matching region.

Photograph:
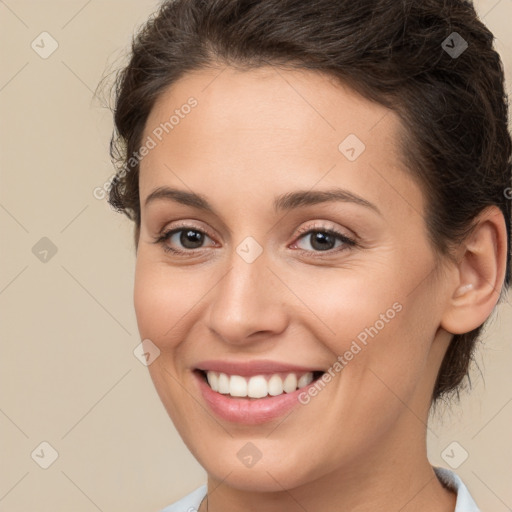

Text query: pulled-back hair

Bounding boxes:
[105,0,512,403]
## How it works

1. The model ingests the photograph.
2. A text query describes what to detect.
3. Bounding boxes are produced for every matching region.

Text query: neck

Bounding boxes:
[199,417,456,512]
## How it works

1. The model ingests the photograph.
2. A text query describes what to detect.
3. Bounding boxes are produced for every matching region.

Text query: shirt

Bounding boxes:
[158,466,480,512]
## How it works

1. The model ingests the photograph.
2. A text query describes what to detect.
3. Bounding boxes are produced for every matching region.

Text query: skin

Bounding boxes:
[133,65,507,512]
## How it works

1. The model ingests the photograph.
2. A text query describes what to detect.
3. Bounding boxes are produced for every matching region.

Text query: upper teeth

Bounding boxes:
[206,371,314,398]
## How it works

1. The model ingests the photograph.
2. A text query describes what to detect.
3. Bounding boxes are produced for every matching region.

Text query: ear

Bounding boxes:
[440,205,508,335]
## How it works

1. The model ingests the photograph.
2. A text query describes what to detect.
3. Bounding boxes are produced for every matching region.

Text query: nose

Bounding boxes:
[205,247,289,347]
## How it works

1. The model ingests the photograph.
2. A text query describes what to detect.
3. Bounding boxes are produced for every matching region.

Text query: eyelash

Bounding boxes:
[151,221,357,258]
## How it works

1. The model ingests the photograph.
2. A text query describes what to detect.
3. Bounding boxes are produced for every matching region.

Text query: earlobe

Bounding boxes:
[440,206,507,335]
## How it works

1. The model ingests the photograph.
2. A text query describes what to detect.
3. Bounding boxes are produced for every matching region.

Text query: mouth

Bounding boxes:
[192,360,329,424]
[194,369,325,399]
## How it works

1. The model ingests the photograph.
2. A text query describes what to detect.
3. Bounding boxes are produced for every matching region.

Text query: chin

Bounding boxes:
[188,436,330,493]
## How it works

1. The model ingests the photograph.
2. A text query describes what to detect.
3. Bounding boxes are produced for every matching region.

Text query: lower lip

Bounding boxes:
[194,371,316,425]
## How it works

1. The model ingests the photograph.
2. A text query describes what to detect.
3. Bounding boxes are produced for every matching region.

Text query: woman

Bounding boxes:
[106,0,511,510]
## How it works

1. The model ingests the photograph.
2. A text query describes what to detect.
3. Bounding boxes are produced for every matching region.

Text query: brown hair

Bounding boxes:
[105,0,512,403]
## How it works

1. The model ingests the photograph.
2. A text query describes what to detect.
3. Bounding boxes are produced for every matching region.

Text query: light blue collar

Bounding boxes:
[433,466,481,511]
[160,467,480,511]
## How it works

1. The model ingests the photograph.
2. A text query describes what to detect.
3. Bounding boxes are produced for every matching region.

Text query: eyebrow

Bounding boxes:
[144,186,381,215]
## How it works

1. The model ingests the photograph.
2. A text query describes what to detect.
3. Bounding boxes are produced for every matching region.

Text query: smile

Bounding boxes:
[192,362,327,424]
[201,370,324,398]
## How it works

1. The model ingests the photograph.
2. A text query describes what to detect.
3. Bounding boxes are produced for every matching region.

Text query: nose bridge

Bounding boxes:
[206,244,287,344]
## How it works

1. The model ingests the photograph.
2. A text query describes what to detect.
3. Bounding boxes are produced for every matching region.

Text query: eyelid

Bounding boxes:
[289,222,357,254]
[158,220,217,241]
[152,219,358,258]
[150,220,218,256]
[294,220,354,238]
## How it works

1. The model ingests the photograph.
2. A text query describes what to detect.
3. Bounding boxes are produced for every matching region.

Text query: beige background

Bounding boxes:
[0,1,511,510]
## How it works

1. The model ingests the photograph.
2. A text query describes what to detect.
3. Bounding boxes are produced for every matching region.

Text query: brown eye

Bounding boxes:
[153,224,217,255]
[292,225,357,255]
[297,230,339,251]
[173,229,206,250]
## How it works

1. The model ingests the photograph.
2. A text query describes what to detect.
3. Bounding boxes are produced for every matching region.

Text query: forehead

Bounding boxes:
[143,65,394,146]
[139,65,423,221]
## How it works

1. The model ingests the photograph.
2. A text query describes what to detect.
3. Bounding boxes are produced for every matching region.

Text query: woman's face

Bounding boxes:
[134,66,454,491]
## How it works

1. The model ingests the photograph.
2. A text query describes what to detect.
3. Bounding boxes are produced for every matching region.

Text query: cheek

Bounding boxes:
[133,255,202,349]
[295,261,436,404]
[133,256,203,427]
[288,266,401,352]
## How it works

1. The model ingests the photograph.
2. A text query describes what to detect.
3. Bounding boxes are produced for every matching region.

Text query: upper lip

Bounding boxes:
[194,359,325,376]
